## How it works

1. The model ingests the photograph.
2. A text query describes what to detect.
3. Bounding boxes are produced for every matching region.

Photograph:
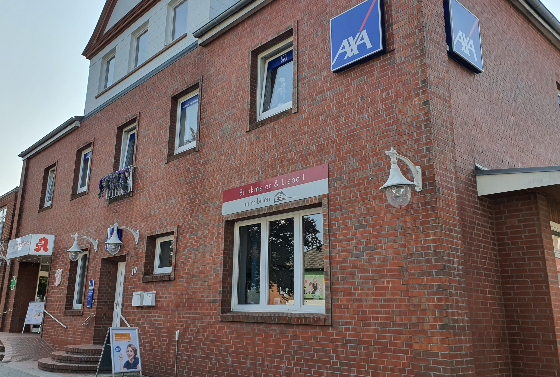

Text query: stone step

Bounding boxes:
[38,357,98,373]
[51,351,98,364]
[0,352,4,361]
[0,344,4,353]
[64,344,103,355]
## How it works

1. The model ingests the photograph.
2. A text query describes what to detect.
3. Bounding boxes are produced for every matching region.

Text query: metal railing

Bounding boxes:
[105,166,134,200]
[82,313,95,326]
[44,310,66,328]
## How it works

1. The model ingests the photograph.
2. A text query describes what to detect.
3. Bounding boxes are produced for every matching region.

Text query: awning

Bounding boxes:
[7,235,55,260]
[476,166,560,196]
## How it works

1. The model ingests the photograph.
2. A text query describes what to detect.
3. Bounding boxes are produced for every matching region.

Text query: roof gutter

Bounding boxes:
[19,117,83,160]
[508,0,560,50]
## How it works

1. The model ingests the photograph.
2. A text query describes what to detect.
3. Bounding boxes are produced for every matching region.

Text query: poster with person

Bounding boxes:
[110,327,142,373]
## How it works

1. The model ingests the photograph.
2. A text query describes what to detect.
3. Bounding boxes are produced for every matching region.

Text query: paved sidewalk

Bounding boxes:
[0,333,53,363]
[0,360,112,377]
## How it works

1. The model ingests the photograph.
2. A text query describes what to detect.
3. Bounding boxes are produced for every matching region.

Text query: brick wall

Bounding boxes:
[11,0,560,375]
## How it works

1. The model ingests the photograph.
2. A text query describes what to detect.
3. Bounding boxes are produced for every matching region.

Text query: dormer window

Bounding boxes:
[172,1,188,41]
[104,55,116,89]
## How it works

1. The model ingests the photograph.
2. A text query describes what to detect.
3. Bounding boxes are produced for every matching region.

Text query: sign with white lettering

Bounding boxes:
[222,165,328,215]
[7,234,55,260]
[444,0,483,73]
[330,0,386,72]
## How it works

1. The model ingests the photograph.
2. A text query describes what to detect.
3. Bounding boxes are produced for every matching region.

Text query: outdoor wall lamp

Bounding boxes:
[380,147,422,208]
[67,233,99,261]
[105,222,139,255]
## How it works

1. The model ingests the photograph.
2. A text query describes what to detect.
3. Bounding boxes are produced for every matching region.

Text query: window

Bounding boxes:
[77,148,92,194]
[172,1,188,41]
[174,92,199,154]
[73,253,88,309]
[232,209,325,313]
[44,167,56,207]
[104,55,116,89]
[0,206,6,239]
[134,30,148,68]
[154,235,174,274]
[120,125,137,169]
[557,86,560,107]
[257,40,293,120]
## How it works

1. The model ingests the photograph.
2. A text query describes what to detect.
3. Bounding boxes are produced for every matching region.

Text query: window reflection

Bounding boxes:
[268,218,294,305]
[238,224,261,304]
[303,214,324,306]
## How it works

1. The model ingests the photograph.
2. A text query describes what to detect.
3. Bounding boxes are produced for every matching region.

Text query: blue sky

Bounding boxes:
[0,0,558,195]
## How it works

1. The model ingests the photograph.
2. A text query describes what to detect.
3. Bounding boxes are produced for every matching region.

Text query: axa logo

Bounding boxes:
[454,30,478,62]
[332,30,373,66]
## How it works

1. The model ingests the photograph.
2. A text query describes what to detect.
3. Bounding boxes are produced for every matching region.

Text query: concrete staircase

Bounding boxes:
[38,344,102,373]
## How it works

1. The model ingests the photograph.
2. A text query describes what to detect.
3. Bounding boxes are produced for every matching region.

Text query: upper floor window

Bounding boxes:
[104,54,116,89]
[175,91,199,154]
[232,209,325,313]
[557,84,560,107]
[44,167,56,207]
[134,30,148,68]
[172,1,188,41]
[0,206,6,239]
[78,148,92,194]
[120,125,137,169]
[257,40,293,121]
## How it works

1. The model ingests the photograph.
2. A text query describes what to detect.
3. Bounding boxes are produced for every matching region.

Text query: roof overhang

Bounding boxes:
[19,117,83,160]
[508,0,560,51]
[476,166,560,196]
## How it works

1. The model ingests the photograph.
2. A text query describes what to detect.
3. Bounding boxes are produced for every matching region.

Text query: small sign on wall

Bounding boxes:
[330,0,386,72]
[86,280,95,309]
[444,0,484,73]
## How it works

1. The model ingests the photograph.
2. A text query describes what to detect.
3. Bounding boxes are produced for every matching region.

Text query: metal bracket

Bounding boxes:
[119,225,140,245]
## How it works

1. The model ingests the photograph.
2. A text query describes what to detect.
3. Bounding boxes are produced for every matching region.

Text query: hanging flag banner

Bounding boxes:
[110,327,142,373]
[86,280,95,309]
[444,0,484,73]
[330,0,386,72]
[222,164,328,215]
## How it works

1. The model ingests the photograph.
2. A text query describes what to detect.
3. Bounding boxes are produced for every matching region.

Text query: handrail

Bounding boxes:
[120,314,131,327]
[44,310,67,328]
[82,313,95,326]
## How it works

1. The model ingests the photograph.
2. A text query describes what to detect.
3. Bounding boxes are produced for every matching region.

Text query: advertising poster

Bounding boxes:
[110,327,142,373]
[24,302,45,325]
[304,272,325,302]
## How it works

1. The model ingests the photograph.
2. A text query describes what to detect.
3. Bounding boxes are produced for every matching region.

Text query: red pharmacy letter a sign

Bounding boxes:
[34,237,49,252]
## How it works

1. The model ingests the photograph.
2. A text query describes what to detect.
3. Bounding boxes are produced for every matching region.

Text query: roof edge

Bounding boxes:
[19,117,83,159]
[193,0,255,38]
[509,0,560,50]
[0,187,19,202]
[475,166,560,176]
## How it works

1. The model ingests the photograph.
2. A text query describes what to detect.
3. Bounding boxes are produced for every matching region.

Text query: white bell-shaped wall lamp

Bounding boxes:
[67,233,98,261]
[105,222,139,255]
[380,147,422,208]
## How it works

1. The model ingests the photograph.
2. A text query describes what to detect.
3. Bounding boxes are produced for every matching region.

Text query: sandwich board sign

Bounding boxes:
[22,302,45,333]
[330,0,386,72]
[110,327,142,375]
[444,0,484,73]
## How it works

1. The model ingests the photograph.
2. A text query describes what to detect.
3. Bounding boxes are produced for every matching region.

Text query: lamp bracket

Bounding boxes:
[386,148,422,192]
[119,225,140,245]
[72,233,99,252]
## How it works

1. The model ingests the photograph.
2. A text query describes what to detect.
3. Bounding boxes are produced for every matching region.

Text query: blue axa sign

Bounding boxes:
[330,0,386,72]
[444,0,484,73]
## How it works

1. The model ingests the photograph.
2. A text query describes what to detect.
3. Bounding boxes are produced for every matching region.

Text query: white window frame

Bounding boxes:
[44,167,56,207]
[557,88,560,107]
[256,38,294,121]
[0,206,6,239]
[129,23,149,71]
[101,50,116,91]
[77,148,92,194]
[73,252,89,309]
[174,91,199,155]
[171,0,188,42]
[119,125,137,169]
[232,208,325,314]
[154,235,174,275]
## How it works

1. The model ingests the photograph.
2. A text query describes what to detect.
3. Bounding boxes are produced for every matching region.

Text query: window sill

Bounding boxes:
[220,312,330,326]
[166,146,197,164]
[249,108,292,131]
[64,309,83,316]
[38,205,52,214]
[142,273,174,283]
[70,191,89,201]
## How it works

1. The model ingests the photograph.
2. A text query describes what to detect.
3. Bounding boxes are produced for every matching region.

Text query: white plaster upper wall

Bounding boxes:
[85,0,235,115]
[209,0,240,20]
[105,0,143,32]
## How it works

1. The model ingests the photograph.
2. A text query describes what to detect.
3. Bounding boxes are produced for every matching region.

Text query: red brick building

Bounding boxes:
[4,0,560,375]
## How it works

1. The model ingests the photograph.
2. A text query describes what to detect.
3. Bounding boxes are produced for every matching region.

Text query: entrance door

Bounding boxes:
[112,262,126,327]
[32,259,50,332]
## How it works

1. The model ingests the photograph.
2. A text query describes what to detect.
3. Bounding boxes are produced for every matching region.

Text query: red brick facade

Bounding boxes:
[5,0,560,376]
